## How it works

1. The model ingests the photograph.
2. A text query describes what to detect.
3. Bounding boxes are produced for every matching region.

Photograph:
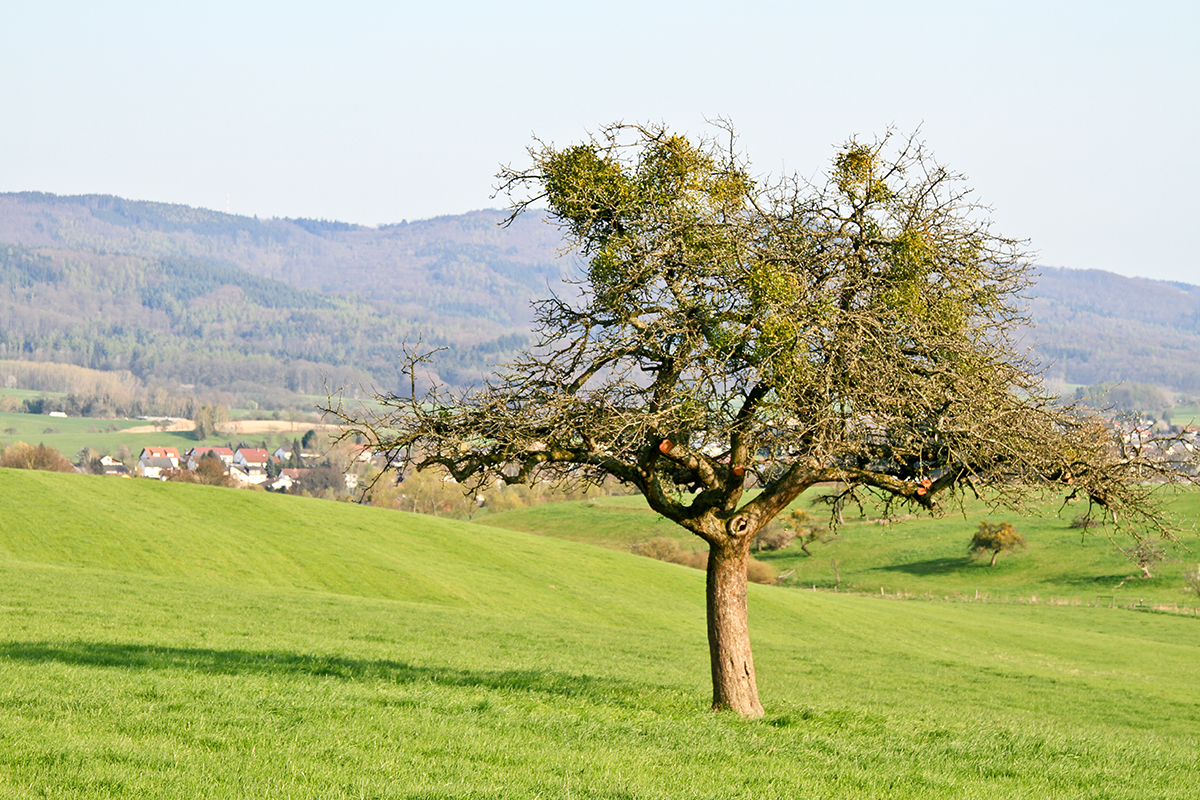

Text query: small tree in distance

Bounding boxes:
[970,521,1026,567]
[325,122,1196,718]
[1184,565,1200,597]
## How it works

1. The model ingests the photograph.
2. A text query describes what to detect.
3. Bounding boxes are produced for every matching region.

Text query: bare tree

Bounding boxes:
[326,123,1195,717]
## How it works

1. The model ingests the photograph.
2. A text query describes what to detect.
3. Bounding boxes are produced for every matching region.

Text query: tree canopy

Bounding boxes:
[969,521,1026,567]
[328,123,1195,717]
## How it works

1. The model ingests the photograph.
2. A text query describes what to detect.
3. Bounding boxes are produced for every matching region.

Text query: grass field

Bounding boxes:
[483,490,1200,607]
[1172,403,1200,427]
[1,469,1198,798]
[0,410,193,459]
[0,409,323,462]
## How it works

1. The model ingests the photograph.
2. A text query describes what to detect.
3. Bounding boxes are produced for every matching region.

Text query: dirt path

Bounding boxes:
[121,419,343,435]
[121,420,196,433]
[217,420,343,435]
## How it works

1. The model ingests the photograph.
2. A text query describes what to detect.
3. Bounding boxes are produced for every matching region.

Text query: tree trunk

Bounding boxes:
[990,550,999,567]
[706,537,764,717]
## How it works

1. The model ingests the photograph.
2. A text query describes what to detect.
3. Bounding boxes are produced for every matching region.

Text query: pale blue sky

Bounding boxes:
[2,1,1196,283]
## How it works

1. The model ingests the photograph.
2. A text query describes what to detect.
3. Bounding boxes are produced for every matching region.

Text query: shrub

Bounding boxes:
[630,537,692,563]
[1120,540,1166,579]
[746,559,778,585]
[630,538,775,584]
[0,442,75,472]
[753,524,796,552]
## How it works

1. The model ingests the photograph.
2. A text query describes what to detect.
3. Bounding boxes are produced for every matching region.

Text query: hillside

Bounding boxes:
[1,468,1198,797]
[0,242,532,406]
[0,192,570,328]
[1029,267,1200,393]
[481,490,1200,606]
[3,191,1200,403]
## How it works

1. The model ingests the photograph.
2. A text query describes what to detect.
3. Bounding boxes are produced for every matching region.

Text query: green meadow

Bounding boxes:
[0,409,189,458]
[1172,403,1200,427]
[1,469,1198,798]
[0,409,316,460]
[482,491,1200,607]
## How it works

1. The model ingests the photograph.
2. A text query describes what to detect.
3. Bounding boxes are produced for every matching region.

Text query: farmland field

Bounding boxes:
[1,469,1198,798]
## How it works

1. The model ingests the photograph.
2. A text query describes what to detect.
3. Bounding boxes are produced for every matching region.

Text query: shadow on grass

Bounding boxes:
[1053,572,1160,590]
[873,556,974,576]
[0,640,653,707]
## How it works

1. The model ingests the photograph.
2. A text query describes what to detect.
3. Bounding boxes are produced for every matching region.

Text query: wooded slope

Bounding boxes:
[2,192,1198,399]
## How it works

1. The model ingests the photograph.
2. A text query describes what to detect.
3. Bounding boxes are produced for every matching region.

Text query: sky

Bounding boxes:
[2,1,1196,283]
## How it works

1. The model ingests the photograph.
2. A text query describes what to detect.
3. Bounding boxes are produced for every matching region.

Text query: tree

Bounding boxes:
[1184,565,1200,597]
[326,123,1193,717]
[969,521,1026,567]
[193,404,227,441]
[194,452,232,487]
[1118,539,1166,579]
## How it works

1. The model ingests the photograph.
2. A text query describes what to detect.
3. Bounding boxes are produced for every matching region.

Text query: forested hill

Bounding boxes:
[0,243,528,407]
[2,191,1199,402]
[1028,267,1200,393]
[0,193,572,403]
[0,192,570,328]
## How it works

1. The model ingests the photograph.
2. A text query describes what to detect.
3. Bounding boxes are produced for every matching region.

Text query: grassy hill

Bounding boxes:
[1,468,1198,797]
[481,490,1200,606]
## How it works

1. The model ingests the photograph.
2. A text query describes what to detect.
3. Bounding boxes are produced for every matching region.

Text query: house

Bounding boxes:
[98,455,130,477]
[139,447,180,467]
[185,447,234,471]
[233,448,270,471]
[228,464,269,487]
[136,456,176,479]
[264,468,313,492]
[137,447,180,478]
[266,473,294,491]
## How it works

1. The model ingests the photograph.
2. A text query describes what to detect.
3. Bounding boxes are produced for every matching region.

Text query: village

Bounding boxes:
[91,441,367,494]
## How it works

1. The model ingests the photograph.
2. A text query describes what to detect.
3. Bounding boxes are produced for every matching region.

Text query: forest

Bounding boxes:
[0,243,529,409]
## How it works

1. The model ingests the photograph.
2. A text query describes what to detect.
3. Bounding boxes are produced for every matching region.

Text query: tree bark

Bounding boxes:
[706,537,764,717]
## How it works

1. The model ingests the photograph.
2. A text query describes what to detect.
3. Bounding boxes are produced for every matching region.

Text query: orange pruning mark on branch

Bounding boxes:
[658,439,674,454]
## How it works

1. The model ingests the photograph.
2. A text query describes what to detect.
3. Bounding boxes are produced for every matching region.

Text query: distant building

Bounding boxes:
[185,447,234,471]
[233,448,270,471]
[98,455,130,477]
[137,447,180,478]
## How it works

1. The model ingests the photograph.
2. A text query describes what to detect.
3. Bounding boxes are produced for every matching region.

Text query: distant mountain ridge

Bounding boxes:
[0,192,571,328]
[1,191,1198,400]
[1028,267,1200,392]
